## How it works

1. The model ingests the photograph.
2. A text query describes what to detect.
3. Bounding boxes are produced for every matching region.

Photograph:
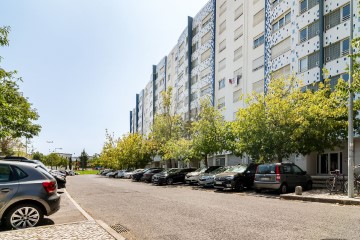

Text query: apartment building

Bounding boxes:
[130,0,360,174]
[264,0,360,175]
[207,0,265,166]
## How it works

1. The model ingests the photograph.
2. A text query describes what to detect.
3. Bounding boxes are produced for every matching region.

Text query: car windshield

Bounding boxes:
[194,167,207,173]
[211,167,226,174]
[226,165,247,173]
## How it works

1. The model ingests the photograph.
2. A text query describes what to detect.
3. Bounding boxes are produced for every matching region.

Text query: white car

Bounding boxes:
[124,169,144,179]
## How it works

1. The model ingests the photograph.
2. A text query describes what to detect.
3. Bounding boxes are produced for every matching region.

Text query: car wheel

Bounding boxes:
[305,181,313,191]
[4,203,44,230]
[167,178,174,185]
[235,181,244,192]
[278,183,288,194]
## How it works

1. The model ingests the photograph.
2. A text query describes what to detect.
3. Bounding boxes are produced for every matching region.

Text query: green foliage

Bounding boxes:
[32,151,45,161]
[163,138,200,163]
[0,26,41,143]
[44,153,68,169]
[79,149,89,170]
[232,75,351,163]
[191,98,228,165]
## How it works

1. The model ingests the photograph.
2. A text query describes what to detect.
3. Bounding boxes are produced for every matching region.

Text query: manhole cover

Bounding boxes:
[110,223,130,233]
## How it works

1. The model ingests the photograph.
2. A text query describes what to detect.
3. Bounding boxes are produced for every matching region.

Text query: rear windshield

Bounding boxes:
[210,167,226,174]
[257,165,277,174]
[226,165,247,173]
[36,166,54,180]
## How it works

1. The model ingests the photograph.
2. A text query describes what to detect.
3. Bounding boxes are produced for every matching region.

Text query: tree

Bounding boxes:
[32,151,45,161]
[150,87,184,164]
[79,149,89,170]
[163,138,200,164]
[231,75,351,163]
[191,98,228,166]
[0,26,41,145]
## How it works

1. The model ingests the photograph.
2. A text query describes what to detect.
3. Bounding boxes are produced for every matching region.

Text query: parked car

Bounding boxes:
[1,157,67,189]
[124,169,143,179]
[214,163,258,191]
[185,166,222,185]
[116,170,131,178]
[132,168,160,181]
[0,161,61,229]
[141,168,164,182]
[100,169,114,176]
[152,168,196,185]
[152,168,179,185]
[198,166,228,187]
[254,162,313,194]
[107,170,120,178]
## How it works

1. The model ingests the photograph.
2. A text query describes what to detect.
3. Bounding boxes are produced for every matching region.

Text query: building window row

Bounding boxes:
[325,3,350,30]
[299,20,319,43]
[272,11,291,33]
[234,4,243,21]
[219,1,227,17]
[218,78,225,89]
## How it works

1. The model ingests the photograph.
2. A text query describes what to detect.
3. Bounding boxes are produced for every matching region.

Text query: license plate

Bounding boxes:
[261,177,270,181]
[216,181,222,185]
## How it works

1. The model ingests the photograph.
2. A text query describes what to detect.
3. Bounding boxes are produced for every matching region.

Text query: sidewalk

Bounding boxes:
[280,189,360,205]
[0,189,125,240]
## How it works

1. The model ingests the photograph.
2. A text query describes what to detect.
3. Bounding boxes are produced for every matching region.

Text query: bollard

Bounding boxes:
[295,186,302,195]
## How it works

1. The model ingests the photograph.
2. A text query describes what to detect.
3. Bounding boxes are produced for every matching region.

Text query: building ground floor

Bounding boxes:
[147,138,360,177]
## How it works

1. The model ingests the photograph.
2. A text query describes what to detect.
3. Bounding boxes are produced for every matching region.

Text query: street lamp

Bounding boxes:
[348,0,354,198]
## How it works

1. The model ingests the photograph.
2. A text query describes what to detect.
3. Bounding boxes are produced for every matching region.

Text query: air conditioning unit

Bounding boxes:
[325,57,331,62]
[316,30,320,34]
[316,61,319,66]
[325,25,331,30]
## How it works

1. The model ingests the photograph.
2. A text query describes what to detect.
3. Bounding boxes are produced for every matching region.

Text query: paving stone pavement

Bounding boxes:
[0,220,115,240]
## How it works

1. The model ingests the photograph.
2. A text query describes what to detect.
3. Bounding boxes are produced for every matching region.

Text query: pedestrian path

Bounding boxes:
[0,220,115,240]
[281,189,360,205]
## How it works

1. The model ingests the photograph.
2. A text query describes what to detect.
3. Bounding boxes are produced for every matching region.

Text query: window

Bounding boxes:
[178,85,184,95]
[234,46,242,61]
[299,51,319,72]
[202,13,211,27]
[218,58,226,71]
[300,0,319,14]
[191,75,198,86]
[299,20,320,43]
[219,1,227,16]
[200,85,211,96]
[234,4,243,20]
[325,38,350,62]
[234,25,243,41]
[0,164,12,182]
[219,40,226,53]
[325,4,350,30]
[253,9,265,27]
[317,152,342,174]
[219,20,226,34]
[272,11,291,33]
[201,67,211,79]
[192,42,199,54]
[201,49,211,62]
[272,64,290,79]
[252,79,264,93]
[233,89,242,102]
[218,97,225,109]
[233,67,242,85]
[179,56,184,66]
[271,37,290,59]
[179,42,184,52]
[252,55,264,71]
[191,58,198,70]
[219,78,225,89]
[202,31,211,45]
[192,25,199,37]
[253,34,264,48]
[190,92,198,101]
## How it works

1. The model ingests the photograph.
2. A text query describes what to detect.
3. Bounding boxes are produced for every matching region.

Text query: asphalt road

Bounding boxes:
[66,175,360,240]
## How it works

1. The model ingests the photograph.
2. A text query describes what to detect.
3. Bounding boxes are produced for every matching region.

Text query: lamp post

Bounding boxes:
[348,0,354,198]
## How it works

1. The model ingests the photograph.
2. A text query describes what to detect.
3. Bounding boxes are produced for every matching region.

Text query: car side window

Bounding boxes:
[282,165,292,174]
[0,164,15,182]
[292,165,303,174]
[12,166,28,180]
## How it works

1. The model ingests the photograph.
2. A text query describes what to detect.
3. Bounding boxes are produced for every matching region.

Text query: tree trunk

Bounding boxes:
[204,154,208,167]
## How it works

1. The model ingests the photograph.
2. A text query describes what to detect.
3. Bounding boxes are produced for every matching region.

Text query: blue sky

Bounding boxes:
[0,0,209,156]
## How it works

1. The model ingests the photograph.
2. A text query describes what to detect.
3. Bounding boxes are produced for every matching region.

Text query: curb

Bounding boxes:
[64,189,127,240]
[280,194,360,205]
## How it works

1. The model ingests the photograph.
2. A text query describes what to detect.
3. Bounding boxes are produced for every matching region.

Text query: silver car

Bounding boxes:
[254,162,313,194]
[198,167,227,187]
[185,166,222,185]
[0,161,61,229]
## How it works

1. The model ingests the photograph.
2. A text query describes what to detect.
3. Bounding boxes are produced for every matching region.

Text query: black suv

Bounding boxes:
[214,163,258,191]
[153,168,196,185]
[1,156,66,189]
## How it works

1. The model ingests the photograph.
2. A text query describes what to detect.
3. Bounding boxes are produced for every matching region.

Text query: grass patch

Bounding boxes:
[75,169,99,175]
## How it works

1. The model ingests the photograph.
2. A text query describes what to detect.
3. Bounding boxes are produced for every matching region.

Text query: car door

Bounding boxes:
[0,164,19,211]
[282,164,296,188]
[245,164,257,186]
[291,165,307,187]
